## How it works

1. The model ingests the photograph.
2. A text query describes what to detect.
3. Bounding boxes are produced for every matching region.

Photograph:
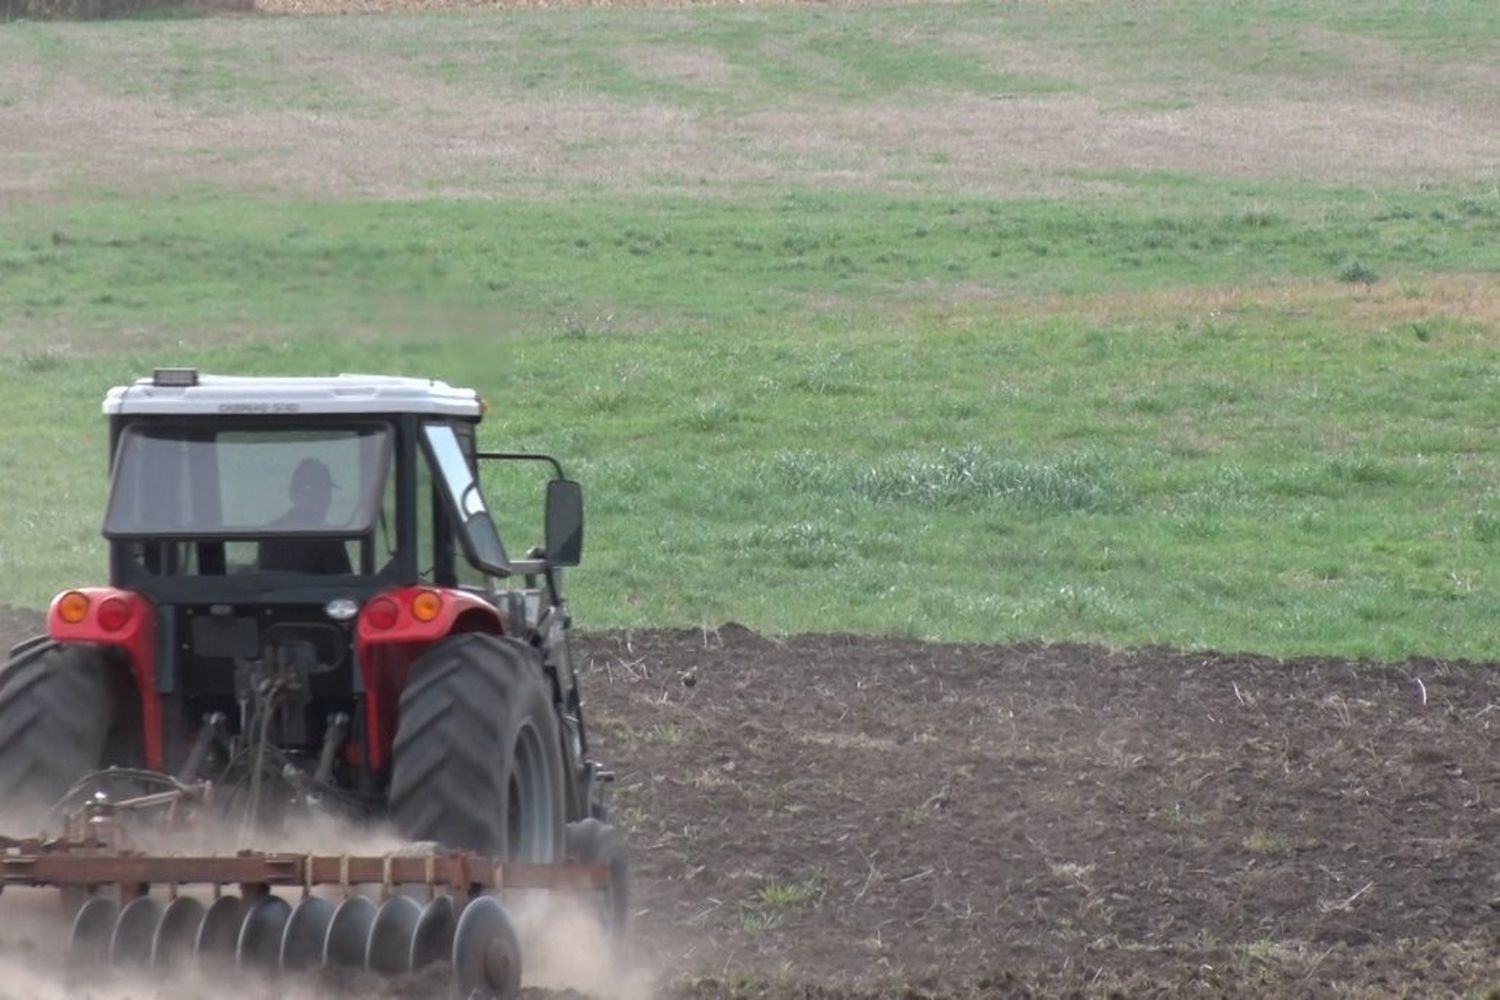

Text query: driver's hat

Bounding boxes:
[292,458,340,493]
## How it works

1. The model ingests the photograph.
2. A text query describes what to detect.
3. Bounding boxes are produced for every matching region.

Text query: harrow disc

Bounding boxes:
[452,896,521,1000]
[367,895,422,974]
[109,896,163,966]
[151,897,206,969]
[411,895,456,971]
[279,896,335,972]
[70,896,119,964]
[324,894,376,968]
[566,818,631,937]
[236,894,292,970]
[195,895,245,963]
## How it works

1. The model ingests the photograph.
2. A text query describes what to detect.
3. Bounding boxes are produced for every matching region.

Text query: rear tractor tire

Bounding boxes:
[0,642,142,830]
[388,633,566,860]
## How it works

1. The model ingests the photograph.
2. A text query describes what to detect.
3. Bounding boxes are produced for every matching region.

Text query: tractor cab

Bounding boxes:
[42,369,595,816]
[101,368,582,601]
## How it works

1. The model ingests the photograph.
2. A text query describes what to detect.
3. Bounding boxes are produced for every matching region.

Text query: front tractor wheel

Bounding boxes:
[388,634,565,860]
[0,643,142,831]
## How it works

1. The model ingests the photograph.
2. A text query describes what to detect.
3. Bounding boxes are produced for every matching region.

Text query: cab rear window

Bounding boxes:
[104,424,392,539]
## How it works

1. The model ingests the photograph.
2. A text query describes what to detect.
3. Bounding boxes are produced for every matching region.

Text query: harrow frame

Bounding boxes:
[0,776,608,899]
[0,843,608,897]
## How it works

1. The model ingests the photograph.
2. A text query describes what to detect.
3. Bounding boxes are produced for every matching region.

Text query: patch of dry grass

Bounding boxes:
[255,0,924,11]
[1,6,1495,201]
[1001,274,1500,338]
[12,90,1493,202]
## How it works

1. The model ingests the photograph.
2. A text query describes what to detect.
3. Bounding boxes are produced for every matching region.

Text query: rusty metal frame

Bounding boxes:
[2,780,607,899]
[0,843,606,893]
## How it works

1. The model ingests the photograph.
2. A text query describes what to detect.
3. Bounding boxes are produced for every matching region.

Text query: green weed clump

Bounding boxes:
[851,448,1119,513]
[758,878,819,908]
[1337,257,1379,285]
[1475,508,1500,546]
[770,448,1119,513]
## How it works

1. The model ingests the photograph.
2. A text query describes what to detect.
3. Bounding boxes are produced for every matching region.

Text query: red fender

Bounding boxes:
[48,588,163,771]
[355,587,505,771]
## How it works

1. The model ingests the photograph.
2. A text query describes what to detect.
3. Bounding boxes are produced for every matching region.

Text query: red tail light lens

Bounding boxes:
[96,597,133,632]
[365,596,400,630]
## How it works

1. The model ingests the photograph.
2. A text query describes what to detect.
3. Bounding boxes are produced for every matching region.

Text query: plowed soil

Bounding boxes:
[4,608,1500,997]
[578,627,1500,998]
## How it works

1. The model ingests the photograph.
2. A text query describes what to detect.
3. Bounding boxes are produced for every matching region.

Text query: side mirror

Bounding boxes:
[545,479,584,567]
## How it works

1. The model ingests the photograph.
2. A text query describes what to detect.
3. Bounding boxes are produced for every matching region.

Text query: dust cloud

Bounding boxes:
[0,954,409,1000]
[513,894,655,1000]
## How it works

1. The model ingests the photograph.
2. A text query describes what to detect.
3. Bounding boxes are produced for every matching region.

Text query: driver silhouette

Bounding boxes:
[258,459,352,574]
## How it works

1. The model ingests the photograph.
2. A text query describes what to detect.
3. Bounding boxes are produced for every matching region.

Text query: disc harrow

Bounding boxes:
[3,835,611,1000]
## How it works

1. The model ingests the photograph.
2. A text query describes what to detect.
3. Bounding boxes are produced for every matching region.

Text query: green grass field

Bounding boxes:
[0,0,1496,660]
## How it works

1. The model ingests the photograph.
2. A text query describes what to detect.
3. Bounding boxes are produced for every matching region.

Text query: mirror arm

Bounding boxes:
[508,557,547,578]
[521,546,564,608]
[474,451,567,478]
[543,563,564,608]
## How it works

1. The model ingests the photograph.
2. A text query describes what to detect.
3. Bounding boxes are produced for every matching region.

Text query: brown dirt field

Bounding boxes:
[5,608,1500,996]
[581,626,1500,996]
[0,607,44,648]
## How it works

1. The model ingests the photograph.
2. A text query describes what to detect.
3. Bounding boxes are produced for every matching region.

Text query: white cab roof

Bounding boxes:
[104,373,483,418]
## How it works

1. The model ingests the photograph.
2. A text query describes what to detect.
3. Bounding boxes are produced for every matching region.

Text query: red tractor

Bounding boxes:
[0,369,626,995]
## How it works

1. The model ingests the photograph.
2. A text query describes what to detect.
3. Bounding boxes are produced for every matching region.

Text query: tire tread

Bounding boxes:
[0,644,120,820]
[388,633,563,857]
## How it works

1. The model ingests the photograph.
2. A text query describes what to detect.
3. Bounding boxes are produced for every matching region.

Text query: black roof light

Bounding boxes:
[152,367,200,387]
